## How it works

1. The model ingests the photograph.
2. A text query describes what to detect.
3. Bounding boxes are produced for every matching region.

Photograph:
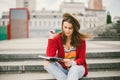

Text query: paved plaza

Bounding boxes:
[0,38,120,54]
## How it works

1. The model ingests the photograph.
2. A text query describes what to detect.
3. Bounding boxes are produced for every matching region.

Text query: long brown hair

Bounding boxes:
[61,13,90,47]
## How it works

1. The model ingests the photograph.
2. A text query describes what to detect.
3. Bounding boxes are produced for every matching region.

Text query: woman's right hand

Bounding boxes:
[49,30,56,39]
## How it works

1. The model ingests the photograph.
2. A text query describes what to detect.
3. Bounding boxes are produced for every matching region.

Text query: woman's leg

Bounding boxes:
[67,65,85,80]
[44,61,68,80]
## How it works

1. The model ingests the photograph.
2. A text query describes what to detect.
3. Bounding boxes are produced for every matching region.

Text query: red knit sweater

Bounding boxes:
[46,34,88,76]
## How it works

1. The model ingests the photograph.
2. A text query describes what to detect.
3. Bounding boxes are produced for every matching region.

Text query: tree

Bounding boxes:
[106,11,112,24]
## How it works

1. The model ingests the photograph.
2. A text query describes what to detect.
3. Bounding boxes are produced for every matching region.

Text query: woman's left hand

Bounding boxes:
[62,59,72,67]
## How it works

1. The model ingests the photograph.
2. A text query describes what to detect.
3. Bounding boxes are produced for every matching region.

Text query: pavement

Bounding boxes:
[0,38,120,54]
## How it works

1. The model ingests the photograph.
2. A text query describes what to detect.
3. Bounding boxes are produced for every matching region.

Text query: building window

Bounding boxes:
[24,2,28,4]
[54,15,57,18]
[90,24,91,28]
[33,15,36,18]
[2,21,5,25]
[24,0,28,4]
[24,0,28,8]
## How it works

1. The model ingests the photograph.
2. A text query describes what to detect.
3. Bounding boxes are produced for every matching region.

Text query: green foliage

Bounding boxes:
[106,11,112,24]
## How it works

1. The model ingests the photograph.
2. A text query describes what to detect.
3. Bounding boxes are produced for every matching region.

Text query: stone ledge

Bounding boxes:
[0,62,120,73]
[0,52,120,61]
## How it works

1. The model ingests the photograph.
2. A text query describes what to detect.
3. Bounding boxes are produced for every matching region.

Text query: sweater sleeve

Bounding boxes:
[46,38,58,57]
[75,40,86,65]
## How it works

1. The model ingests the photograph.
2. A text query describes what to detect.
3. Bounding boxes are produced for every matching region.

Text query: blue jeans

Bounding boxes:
[44,62,85,80]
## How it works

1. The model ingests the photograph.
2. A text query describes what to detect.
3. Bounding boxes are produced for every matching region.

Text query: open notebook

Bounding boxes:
[38,55,63,62]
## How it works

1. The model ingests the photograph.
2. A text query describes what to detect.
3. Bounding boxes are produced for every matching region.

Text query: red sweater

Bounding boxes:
[46,34,88,76]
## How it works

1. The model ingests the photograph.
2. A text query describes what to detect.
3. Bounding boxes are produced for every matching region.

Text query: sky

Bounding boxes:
[0,0,120,19]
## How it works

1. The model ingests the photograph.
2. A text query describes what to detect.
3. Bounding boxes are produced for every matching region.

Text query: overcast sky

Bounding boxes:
[0,0,120,19]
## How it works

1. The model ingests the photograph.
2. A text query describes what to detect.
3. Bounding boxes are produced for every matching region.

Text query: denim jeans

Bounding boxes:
[44,62,85,80]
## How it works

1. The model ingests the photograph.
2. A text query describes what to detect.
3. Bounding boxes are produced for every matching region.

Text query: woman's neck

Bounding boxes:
[65,37,72,50]
[66,36,71,40]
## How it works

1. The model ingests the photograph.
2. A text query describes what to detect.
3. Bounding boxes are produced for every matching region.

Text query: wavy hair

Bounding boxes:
[61,13,91,47]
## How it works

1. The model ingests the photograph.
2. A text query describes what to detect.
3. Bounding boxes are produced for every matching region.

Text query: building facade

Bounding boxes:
[16,0,36,11]
[0,0,106,37]
[88,0,103,10]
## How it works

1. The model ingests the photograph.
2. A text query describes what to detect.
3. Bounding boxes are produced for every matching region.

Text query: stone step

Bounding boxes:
[0,59,120,73]
[87,52,120,59]
[0,52,120,61]
[0,71,120,80]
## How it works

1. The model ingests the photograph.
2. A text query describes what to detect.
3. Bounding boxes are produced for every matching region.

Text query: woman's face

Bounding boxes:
[62,21,74,38]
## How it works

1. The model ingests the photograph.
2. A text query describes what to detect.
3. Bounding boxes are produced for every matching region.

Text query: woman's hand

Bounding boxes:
[49,30,56,39]
[62,59,77,67]
[62,59,72,67]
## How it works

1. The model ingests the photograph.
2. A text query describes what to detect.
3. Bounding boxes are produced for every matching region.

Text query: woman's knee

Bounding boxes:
[70,65,85,73]
[68,65,85,79]
[43,60,51,67]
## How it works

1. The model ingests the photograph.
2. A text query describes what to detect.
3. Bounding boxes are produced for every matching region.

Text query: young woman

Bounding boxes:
[44,13,90,80]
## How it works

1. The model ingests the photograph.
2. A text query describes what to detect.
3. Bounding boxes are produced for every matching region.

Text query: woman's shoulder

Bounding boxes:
[80,38,86,43]
[78,39,86,46]
[54,33,62,39]
[52,33,62,45]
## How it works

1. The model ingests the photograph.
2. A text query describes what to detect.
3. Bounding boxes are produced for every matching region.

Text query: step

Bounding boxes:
[0,71,120,80]
[0,52,120,61]
[0,59,120,73]
[87,52,120,59]
[87,59,120,71]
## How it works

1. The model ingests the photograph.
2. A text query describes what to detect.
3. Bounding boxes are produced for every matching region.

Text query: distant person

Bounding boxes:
[44,13,91,80]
